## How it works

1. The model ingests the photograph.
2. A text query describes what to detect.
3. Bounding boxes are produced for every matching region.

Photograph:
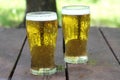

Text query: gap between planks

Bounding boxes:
[8,36,27,80]
[99,28,120,65]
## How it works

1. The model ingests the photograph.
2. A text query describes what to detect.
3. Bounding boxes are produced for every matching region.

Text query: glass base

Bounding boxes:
[30,67,56,75]
[64,56,88,64]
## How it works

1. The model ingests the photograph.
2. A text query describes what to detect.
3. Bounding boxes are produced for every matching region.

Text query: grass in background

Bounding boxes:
[0,0,120,28]
[56,0,120,28]
[0,0,26,28]
[91,0,120,27]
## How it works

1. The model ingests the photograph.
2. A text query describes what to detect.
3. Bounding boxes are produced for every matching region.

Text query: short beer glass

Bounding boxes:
[26,11,58,75]
[62,5,90,64]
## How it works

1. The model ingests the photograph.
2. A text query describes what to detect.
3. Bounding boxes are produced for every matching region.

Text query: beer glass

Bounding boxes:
[26,11,58,75]
[62,5,90,64]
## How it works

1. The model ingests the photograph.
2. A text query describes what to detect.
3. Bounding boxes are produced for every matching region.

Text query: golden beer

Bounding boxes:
[62,5,90,63]
[26,12,58,75]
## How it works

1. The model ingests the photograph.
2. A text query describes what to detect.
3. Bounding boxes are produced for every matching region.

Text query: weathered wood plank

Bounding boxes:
[68,64,120,80]
[12,28,66,80]
[100,27,120,64]
[67,27,119,80]
[0,28,26,79]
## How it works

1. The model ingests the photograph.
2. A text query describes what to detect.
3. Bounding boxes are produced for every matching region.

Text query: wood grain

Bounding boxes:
[0,28,26,79]
[2,27,120,80]
[67,27,119,80]
[68,64,120,80]
[12,28,66,80]
[100,28,120,64]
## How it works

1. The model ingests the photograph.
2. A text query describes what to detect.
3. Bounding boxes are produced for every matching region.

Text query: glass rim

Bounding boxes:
[62,5,90,9]
[26,11,57,21]
[62,5,90,15]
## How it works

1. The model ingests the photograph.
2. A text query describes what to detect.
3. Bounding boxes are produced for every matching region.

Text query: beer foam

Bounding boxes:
[62,5,90,15]
[26,11,57,21]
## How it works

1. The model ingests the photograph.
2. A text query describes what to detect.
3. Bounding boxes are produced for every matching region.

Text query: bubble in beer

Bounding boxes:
[26,11,58,75]
[62,5,90,63]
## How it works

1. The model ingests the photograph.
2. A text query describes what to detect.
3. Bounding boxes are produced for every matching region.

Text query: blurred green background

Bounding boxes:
[0,0,26,28]
[0,0,120,28]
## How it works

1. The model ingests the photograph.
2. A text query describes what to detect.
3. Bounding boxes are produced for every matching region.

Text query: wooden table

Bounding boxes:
[0,27,120,80]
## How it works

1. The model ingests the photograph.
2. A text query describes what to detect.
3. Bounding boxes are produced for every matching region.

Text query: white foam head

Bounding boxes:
[26,11,57,21]
[62,5,90,15]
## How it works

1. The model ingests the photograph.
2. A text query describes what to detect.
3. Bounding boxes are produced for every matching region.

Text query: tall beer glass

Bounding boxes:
[62,5,90,64]
[26,11,58,75]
